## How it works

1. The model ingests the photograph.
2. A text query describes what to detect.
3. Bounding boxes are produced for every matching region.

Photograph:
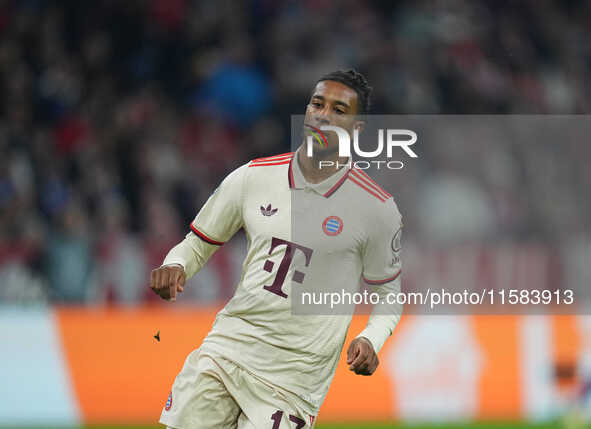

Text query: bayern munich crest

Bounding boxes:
[165,391,173,411]
[322,216,343,236]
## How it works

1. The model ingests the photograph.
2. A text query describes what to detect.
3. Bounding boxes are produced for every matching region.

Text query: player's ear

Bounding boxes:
[354,119,365,134]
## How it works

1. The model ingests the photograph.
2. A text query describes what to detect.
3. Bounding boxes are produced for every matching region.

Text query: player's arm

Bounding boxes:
[150,164,248,301]
[347,199,403,375]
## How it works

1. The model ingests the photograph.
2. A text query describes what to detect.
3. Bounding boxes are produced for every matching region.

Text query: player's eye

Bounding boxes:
[311,102,323,108]
[334,108,345,115]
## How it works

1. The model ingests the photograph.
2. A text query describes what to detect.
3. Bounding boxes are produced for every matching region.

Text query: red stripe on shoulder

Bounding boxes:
[347,175,387,202]
[251,152,294,163]
[190,224,225,245]
[250,152,294,167]
[249,160,292,167]
[354,169,392,198]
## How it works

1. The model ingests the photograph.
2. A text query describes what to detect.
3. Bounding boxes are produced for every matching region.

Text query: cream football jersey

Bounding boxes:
[163,149,403,414]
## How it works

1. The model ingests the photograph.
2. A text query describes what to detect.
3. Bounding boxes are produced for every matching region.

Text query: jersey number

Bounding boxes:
[263,237,313,298]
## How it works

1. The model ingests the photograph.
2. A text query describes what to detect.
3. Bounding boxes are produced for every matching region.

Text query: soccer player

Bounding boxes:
[151,70,403,428]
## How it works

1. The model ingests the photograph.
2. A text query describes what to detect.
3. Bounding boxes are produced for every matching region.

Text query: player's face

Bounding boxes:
[304,80,362,156]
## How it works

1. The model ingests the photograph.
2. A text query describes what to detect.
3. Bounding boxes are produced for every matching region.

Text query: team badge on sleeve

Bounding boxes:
[390,227,402,266]
[165,391,173,411]
[322,216,343,236]
[391,227,402,253]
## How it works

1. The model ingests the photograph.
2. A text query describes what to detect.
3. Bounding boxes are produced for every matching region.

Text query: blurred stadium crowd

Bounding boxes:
[1,0,590,304]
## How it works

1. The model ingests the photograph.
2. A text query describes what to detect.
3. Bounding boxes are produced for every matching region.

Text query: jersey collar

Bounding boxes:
[288,147,352,198]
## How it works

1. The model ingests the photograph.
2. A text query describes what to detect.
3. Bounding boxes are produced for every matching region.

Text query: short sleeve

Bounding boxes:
[361,198,403,285]
[190,163,248,244]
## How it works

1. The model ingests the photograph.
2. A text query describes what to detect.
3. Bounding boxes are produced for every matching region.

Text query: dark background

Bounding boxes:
[1,0,590,304]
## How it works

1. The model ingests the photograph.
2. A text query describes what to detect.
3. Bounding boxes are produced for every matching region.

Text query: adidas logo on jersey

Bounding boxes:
[260,204,278,216]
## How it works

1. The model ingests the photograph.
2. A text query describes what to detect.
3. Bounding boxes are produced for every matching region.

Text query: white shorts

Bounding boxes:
[159,348,316,428]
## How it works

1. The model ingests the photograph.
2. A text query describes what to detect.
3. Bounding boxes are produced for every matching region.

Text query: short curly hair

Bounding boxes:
[316,69,372,114]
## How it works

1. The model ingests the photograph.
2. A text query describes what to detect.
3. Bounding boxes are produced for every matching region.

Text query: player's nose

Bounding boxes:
[312,114,330,127]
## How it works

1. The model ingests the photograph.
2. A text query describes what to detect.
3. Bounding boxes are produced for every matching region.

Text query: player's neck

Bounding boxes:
[296,145,349,184]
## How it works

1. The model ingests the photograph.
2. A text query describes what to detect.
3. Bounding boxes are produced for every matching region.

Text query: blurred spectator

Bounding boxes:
[96,197,147,305]
[45,198,96,302]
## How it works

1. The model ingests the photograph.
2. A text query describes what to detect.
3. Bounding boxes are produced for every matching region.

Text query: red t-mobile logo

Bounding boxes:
[263,237,313,298]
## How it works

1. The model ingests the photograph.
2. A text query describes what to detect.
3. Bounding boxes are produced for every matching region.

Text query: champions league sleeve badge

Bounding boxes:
[391,227,402,253]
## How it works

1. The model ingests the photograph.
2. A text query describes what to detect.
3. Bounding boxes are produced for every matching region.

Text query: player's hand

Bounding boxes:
[150,264,186,301]
[346,337,379,376]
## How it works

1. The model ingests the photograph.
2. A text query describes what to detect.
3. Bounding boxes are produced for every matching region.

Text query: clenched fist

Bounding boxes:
[346,337,379,376]
[150,264,186,301]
